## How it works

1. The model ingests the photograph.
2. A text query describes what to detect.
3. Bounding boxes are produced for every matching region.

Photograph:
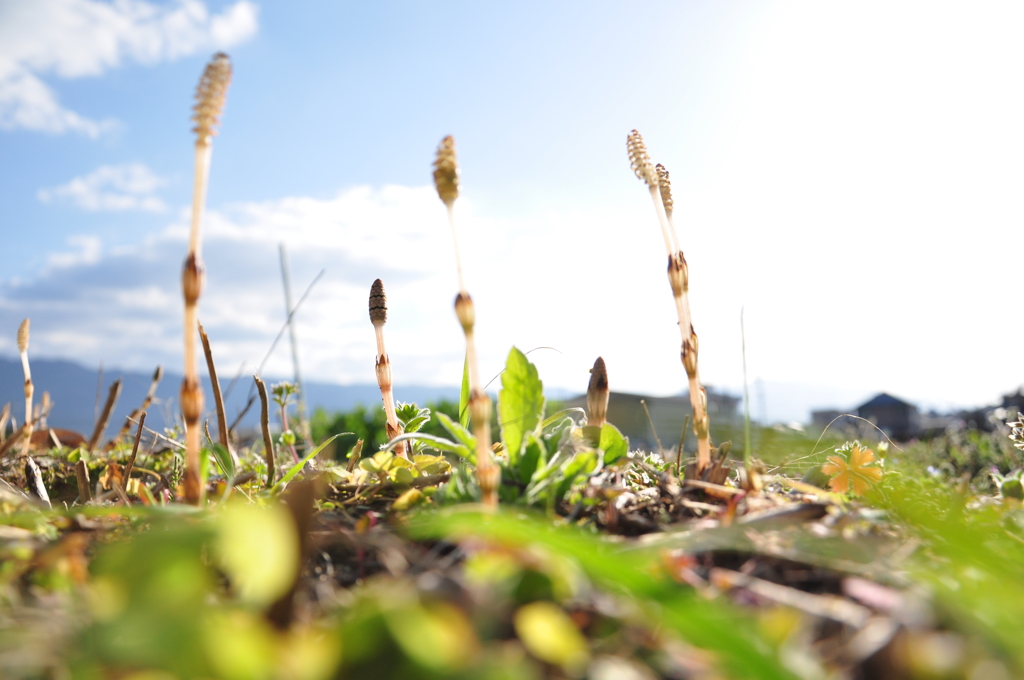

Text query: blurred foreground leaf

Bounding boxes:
[408,507,796,680]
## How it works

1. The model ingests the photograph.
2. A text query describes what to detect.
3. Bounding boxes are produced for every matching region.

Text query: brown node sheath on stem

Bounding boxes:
[628,131,711,471]
[369,279,406,458]
[434,135,499,508]
[182,53,231,505]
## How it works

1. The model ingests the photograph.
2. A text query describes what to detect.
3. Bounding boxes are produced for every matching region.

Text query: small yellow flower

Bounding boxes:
[821,444,883,496]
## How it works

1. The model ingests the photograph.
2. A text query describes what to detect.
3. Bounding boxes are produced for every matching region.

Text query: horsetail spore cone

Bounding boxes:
[17,319,32,449]
[627,130,711,472]
[434,136,467,294]
[182,53,232,504]
[369,279,407,458]
[433,136,499,508]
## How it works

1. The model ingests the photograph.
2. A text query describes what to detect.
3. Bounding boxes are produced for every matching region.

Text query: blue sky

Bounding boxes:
[1,0,1023,422]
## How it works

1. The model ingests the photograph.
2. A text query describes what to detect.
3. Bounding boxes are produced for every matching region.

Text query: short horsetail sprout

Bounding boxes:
[369,279,407,458]
[182,52,232,504]
[582,357,610,448]
[627,130,711,472]
[17,319,32,450]
[433,136,499,509]
[587,357,609,429]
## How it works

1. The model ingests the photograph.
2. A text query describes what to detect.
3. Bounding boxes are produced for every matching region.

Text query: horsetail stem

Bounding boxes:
[17,319,32,450]
[434,136,499,509]
[369,279,407,458]
[182,53,232,504]
[628,130,711,471]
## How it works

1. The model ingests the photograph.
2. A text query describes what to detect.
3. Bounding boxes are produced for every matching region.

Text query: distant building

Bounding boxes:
[811,409,844,431]
[561,389,741,454]
[958,386,1024,431]
[856,392,920,440]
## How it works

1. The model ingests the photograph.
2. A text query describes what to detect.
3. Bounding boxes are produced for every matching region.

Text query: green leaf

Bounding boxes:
[408,509,798,680]
[272,433,344,491]
[209,443,235,480]
[459,354,471,429]
[214,503,299,605]
[541,408,585,432]
[403,413,431,434]
[556,450,599,498]
[518,433,545,483]
[499,347,545,465]
[384,431,471,460]
[599,423,629,465]
[514,601,589,673]
[436,412,476,452]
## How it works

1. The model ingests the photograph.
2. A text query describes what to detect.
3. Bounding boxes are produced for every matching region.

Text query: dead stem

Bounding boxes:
[87,379,121,453]
[199,324,238,465]
[255,376,275,487]
[123,411,146,488]
[640,399,665,458]
[106,366,162,451]
[75,460,92,504]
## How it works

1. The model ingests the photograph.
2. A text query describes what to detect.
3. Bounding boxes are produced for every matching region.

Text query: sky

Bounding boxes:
[0,0,1022,423]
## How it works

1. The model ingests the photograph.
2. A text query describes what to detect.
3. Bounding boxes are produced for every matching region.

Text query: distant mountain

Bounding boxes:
[0,356,461,442]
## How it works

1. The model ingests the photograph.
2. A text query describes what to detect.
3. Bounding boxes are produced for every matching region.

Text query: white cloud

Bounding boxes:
[45,235,103,269]
[0,0,258,136]
[38,163,167,211]
[2,178,1023,424]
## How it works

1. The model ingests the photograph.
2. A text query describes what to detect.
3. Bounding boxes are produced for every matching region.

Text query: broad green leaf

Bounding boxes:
[599,423,629,465]
[272,434,344,491]
[499,347,545,465]
[459,354,471,429]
